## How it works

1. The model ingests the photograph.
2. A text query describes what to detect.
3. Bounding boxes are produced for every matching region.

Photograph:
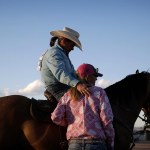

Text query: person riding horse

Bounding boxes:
[38,27,90,111]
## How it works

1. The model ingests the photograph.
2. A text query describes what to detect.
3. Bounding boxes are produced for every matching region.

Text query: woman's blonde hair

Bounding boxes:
[69,86,81,101]
[69,76,87,101]
[69,68,90,101]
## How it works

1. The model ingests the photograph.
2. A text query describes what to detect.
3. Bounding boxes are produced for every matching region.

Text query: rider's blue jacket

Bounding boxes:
[40,44,79,88]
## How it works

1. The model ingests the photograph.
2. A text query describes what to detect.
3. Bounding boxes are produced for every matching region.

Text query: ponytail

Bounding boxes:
[50,37,58,47]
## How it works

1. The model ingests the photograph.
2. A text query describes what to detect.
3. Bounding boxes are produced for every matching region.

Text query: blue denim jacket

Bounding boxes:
[41,45,79,88]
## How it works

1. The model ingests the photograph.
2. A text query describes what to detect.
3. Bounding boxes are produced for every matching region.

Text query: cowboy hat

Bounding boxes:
[50,27,82,50]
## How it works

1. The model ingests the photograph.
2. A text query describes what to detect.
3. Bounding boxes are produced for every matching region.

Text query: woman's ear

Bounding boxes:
[85,76,90,83]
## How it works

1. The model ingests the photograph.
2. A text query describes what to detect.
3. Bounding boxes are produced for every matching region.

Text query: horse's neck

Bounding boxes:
[112,104,137,129]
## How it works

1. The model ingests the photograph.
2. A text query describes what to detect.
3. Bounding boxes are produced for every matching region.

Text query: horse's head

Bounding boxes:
[139,71,150,125]
[122,71,150,124]
[142,102,150,125]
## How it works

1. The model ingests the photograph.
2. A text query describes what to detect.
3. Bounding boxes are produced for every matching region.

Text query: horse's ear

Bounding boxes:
[135,69,139,74]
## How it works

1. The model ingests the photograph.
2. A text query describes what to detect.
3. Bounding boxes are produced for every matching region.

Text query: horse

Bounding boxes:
[0,71,150,150]
[0,95,67,150]
[105,71,150,150]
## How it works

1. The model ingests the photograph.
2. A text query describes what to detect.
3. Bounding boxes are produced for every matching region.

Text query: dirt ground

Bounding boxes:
[132,141,150,150]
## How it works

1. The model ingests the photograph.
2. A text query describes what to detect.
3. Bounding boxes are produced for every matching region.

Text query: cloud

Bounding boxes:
[0,88,10,96]
[17,80,45,97]
[0,80,45,99]
[96,78,114,88]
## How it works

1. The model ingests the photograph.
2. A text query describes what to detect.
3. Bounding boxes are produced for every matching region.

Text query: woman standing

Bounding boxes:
[51,63,115,150]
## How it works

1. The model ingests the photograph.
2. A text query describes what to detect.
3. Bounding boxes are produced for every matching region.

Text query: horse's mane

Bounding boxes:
[106,71,150,90]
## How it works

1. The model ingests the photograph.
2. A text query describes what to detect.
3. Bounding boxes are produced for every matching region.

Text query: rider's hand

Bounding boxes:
[76,82,91,97]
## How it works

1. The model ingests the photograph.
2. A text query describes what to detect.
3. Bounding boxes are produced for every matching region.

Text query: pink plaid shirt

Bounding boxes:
[51,86,115,147]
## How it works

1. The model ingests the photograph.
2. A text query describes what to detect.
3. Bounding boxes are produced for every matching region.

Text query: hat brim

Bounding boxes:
[50,30,82,50]
[96,73,103,77]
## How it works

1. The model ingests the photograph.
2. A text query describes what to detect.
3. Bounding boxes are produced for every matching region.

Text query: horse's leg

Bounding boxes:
[22,120,63,150]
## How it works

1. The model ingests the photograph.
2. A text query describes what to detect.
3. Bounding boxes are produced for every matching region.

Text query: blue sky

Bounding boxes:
[0,0,150,127]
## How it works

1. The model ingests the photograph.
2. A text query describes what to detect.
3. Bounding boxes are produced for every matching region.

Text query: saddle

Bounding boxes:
[30,90,58,123]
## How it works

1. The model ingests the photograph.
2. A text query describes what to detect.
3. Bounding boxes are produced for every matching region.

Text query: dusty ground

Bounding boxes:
[133,141,150,150]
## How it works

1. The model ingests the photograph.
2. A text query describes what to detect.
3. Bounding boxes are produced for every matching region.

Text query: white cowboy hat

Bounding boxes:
[50,27,82,50]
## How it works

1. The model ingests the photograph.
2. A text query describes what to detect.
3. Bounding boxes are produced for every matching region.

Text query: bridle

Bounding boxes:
[140,102,150,124]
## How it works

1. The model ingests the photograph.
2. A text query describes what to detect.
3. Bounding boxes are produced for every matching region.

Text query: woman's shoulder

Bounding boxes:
[89,86,106,96]
[60,91,71,103]
[89,86,103,91]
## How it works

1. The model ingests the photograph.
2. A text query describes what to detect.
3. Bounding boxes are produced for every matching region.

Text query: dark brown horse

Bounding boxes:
[0,71,150,150]
[105,71,150,150]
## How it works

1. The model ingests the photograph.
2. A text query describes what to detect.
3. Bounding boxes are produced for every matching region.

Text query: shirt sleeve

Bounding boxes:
[51,95,67,126]
[45,48,79,87]
[99,89,115,148]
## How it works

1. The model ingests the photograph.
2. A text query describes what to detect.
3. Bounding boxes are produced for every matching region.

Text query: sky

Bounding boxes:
[0,0,150,128]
